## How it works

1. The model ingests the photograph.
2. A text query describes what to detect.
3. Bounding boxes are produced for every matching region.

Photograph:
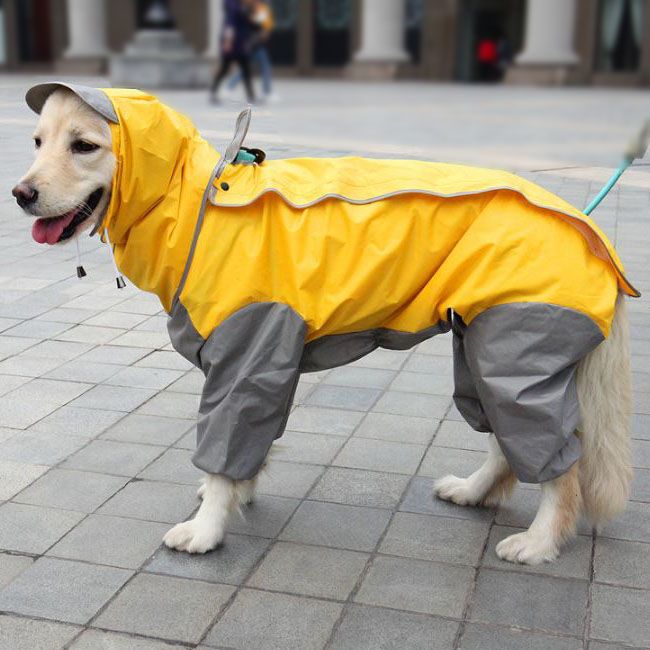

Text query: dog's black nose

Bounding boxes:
[12,183,38,208]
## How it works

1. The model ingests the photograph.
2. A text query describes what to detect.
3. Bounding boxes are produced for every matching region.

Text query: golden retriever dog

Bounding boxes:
[13,86,633,564]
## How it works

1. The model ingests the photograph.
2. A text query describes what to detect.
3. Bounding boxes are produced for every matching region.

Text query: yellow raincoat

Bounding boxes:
[25,84,638,483]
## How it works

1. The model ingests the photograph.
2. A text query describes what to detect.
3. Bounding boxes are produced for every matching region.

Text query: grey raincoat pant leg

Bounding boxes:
[451,303,604,484]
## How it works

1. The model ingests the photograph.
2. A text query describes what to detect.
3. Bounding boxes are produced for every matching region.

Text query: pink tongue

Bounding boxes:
[32,211,77,245]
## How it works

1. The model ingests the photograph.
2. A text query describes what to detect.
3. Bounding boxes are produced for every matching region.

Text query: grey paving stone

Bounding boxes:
[323,366,396,389]
[354,411,438,445]
[249,541,368,600]
[69,384,158,412]
[306,385,381,410]
[459,623,582,649]
[137,447,204,484]
[373,390,451,419]
[47,514,168,569]
[205,589,343,650]
[416,334,453,355]
[280,500,391,552]
[419,444,486,478]
[0,353,64,378]
[0,557,131,624]
[390,370,454,395]
[334,437,427,474]
[21,339,93,361]
[274,430,345,464]
[593,537,650,589]
[94,573,234,643]
[329,604,459,650]
[228,495,301,538]
[54,325,122,345]
[0,552,33,589]
[0,430,88,465]
[77,345,150,365]
[310,466,410,509]
[101,413,193,446]
[84,310,150,329]
[632,413,650,440]
[0,614,80,650]
[350,348,408,370]
[62,439,166,476]
[136,390,200,419]
[15,469,129,513]
[44,359,121,383]
[0,460,48,499]
[355,555,473,617]
[433,419,490,451]
[98,480,198,524]
[109,330,170,349]
[136,350,194,370]
[256,460,324,498]
[0,373,30,396]
[285,405,364,436]
[483,526,593,579]
[105,366,184,390]
[30,406,125,438]
[631,467,650,502]
[590,583,650,647]
[70,629,187,649]
[600,501,650,542]
[403,354,454,374]
[632,438,650,468]
[0,502,84,553]
[380,512,490,565]
[173,427,196,449]
[400,476,493,521]
[167,370,204,394]
[469,569,589,636]
[145,533,270,585]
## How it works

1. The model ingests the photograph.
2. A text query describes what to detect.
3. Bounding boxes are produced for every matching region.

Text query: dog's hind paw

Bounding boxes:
[163,518,224,554]
[433,475,480,506]
[495,531,558,565]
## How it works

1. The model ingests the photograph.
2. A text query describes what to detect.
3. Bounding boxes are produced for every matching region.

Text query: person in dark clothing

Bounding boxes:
[209,0,255,104]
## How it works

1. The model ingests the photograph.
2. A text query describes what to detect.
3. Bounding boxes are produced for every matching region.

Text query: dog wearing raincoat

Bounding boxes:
[13,83,636,565]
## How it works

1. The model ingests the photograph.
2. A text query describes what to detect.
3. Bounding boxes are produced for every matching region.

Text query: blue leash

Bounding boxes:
[584,161,629,216]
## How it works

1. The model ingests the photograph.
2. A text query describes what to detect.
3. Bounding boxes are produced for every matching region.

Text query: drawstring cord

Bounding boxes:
[75,237,87,278]
[104,230,126,289]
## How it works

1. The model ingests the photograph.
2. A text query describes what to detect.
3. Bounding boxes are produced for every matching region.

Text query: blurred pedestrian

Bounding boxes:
[209,0,256,104]
[476,35,499,82]
[228,0,277,102]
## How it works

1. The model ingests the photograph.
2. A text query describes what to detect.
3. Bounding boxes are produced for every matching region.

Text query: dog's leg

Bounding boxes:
[197,475,258,505]
[164,473,236,553]
[434,434,516,506]
[496,462,581,565]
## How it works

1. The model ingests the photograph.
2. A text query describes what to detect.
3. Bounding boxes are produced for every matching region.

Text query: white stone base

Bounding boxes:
[110,30,212,88]
[505,63,579,87]
[344,60,402,81]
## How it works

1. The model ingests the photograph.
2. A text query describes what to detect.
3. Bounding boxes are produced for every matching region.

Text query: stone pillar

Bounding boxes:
[346,0,409,79]
[205,0,224,59]
[58,0,107,73]
[506,0,579,85]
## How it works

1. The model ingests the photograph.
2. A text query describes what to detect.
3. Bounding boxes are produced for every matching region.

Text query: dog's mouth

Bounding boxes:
[31,188,104,245]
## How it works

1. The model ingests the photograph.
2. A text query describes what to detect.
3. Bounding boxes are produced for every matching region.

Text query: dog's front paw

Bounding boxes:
[163,518,224,554]
[495,531,558,565]
[433,475,479,506]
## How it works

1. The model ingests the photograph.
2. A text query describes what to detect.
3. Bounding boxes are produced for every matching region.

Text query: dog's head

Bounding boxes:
[13,86,115,245]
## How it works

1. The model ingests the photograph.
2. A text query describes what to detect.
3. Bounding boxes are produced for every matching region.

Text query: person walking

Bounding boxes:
[209,0,256,104]
[227,0,276,102]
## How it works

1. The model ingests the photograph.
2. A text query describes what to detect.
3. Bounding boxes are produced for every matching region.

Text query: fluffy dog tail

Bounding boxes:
[576,293,633,528]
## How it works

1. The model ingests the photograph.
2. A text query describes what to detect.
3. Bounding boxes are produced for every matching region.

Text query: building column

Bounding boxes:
[507,0,579,85]
[205,0,224,59]
[346,0,409,79]
[60,0,107,72]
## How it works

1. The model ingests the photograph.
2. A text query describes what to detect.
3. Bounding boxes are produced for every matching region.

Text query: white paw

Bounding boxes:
[163,518,224,554]
[495,531,559,565]
[433,475,479,506]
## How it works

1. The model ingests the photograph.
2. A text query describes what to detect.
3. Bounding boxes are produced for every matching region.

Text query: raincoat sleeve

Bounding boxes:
[192,302,307,480]
[456,303,604,484]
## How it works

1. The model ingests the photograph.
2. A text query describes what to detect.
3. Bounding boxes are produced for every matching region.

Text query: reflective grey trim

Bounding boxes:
[25,82,118,123]
[167,300,205,368]
[459,302,604,483]
[300,321,450,373]
[192,302,306,480]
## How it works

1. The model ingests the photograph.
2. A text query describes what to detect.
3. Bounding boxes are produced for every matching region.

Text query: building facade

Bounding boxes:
[0,0,648,86]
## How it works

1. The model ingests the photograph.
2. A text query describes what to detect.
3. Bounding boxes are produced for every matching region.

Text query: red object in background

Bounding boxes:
[477,39,498,64]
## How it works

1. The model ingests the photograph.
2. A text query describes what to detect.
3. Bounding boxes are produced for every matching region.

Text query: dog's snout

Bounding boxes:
[12,182,38,208]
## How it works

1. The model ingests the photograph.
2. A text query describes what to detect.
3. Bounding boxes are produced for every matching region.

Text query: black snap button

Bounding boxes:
[220,182,230,191]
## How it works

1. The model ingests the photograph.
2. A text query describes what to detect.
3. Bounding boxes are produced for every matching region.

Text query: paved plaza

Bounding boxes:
[0,76,649,649]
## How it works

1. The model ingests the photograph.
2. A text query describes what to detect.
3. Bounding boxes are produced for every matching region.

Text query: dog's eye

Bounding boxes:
[71,140,99,154]
[34,137,41,149]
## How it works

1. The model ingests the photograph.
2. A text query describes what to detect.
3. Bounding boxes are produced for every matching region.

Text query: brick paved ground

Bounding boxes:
[0,76,649,649]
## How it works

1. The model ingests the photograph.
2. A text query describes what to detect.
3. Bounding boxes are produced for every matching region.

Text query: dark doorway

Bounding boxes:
[456,0,524,82]
[405,0,424,64]
[312,0,351,66]
[15,0,52,62]
[268,0,298,65]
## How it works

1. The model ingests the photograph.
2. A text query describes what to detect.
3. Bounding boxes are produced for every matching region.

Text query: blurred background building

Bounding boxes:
[0,0,648,86]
